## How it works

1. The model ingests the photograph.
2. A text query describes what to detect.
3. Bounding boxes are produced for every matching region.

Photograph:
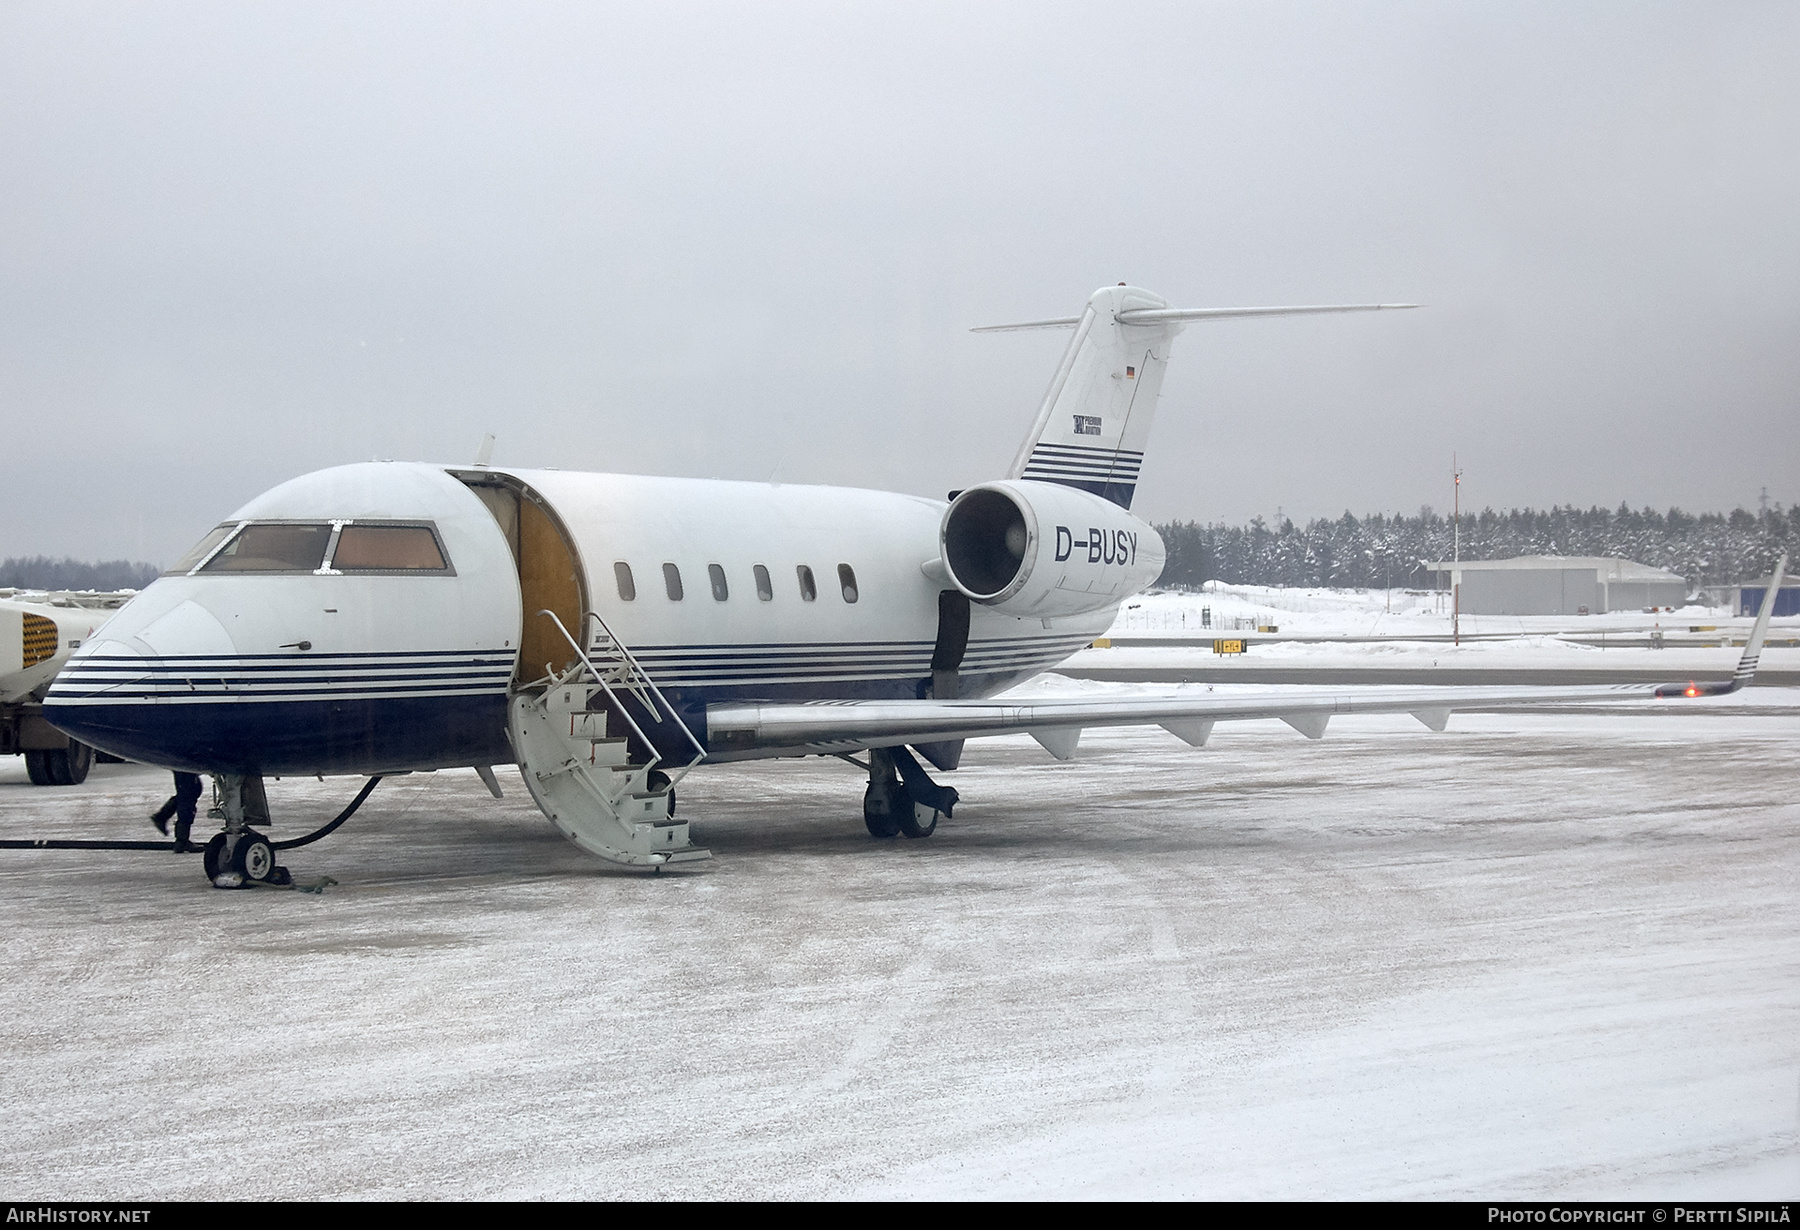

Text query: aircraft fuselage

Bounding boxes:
[45,463,1147,776]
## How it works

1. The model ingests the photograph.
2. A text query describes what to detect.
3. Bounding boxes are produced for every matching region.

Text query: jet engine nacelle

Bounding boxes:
[939,480,1165,619]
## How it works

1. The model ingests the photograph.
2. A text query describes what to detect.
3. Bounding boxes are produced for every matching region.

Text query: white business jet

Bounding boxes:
[43,285,1786,888]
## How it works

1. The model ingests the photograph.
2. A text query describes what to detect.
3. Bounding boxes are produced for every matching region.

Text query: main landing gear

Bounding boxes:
[862,746,959,840]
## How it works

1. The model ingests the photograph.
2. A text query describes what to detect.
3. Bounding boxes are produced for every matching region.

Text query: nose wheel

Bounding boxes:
[201,834,226,879]
[203,830,290,888]
[199,773,290,887]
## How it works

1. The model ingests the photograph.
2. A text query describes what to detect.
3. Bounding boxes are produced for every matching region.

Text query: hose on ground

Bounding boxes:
[0,775,383,852]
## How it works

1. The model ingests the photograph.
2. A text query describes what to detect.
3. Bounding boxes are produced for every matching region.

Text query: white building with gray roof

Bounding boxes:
[1424,555,1690,615]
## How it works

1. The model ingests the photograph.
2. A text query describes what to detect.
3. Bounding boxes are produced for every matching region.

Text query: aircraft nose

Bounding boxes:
[44,597,241,772]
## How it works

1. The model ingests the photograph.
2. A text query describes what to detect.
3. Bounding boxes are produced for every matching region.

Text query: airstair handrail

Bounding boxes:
[533,609,664,778]
[583,609,708,785]
[533,609,707,787]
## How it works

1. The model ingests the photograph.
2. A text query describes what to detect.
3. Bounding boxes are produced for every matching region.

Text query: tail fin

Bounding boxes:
[978,285,1417,510]
[998,285,1175,510]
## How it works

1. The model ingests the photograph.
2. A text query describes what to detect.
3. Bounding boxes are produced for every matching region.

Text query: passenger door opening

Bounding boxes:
[453,473,588,689]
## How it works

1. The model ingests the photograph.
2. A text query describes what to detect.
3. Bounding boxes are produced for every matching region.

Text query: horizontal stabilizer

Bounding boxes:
[992,285,1420,511]
[1413,709,1451,732]
[1117,303,1417,325]
[971,315,1084,333]
[972,303,1418,332]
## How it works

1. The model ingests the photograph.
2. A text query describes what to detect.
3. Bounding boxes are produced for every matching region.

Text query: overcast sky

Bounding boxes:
[3,1,1797,564]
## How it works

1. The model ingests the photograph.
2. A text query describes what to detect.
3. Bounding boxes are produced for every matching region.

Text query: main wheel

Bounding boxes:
[862,779,903,839]
[233,832,276,883]
[898,801,939,839]
[23,750,52,785]
[646,769,675,816]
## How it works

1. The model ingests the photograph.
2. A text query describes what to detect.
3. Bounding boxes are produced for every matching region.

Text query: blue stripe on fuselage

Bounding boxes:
[43,667,1048,774]
[45,692,514,776]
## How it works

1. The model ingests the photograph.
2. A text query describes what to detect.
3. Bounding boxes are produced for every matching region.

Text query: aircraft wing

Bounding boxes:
[708,557,1787,759]
[708,680,1665,756]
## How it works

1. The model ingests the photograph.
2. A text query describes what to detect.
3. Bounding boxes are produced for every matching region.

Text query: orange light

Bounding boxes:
[1685,686,1699,697]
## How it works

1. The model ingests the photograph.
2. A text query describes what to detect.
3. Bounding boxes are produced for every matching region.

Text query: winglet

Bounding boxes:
[1733,552,1788,687]
[1654,553,1787,698]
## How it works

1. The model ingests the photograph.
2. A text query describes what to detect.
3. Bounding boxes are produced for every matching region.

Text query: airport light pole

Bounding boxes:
[1452,456,1462,647]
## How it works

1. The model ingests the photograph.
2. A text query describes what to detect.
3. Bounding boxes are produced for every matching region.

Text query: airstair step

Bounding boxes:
[543,683,599,714]
[508,692,704,868]
[566,712,616,742]
[508,614,706,869]
[622,791,671,819]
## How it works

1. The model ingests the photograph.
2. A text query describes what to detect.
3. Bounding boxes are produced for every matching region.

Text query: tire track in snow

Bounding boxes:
[800,946,945,1100]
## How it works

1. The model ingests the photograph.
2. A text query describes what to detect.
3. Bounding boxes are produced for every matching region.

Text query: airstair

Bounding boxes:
[507,610,710,867]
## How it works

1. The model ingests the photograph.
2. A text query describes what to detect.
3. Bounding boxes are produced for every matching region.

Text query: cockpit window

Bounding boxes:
[201,524,334,573]
[331,524,448,572]
[168,524,239,575]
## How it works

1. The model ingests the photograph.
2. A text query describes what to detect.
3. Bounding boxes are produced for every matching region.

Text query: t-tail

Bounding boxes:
[1654,552,1788,697]
[976,285,1418,510]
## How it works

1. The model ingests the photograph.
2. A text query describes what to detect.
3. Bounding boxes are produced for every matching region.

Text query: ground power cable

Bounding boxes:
[0,775,383,852]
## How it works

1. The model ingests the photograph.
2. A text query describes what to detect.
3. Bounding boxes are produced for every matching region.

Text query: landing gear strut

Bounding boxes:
[863,746,958,841]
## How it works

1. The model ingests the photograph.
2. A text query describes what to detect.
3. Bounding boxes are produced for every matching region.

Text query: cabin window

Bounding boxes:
[332,524,448,572]
[663,562,684,601]
[200,523,334,573]
[614,562,636,601]
[708,563,729,602]
[753,564,773,602]
[838,563,860,603]
[169,524,240,575]
[796,565,817,602]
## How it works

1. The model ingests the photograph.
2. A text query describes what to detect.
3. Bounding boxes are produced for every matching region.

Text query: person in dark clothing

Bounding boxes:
[149,772,204,853]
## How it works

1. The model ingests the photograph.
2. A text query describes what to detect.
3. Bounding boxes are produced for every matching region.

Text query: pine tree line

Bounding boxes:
[1153,505,1800,590]
[0,556,161,592]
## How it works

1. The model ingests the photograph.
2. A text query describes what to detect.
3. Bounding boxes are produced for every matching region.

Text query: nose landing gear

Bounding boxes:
[203,774,292,888]
[202,829,291,888]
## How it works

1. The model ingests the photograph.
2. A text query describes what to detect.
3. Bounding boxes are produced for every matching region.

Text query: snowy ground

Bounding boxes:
[1,690,1796,1199]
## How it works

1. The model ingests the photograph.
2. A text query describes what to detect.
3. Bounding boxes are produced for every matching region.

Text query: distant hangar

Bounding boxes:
[1734,573,1800,618]
[1425,555,1690,616]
